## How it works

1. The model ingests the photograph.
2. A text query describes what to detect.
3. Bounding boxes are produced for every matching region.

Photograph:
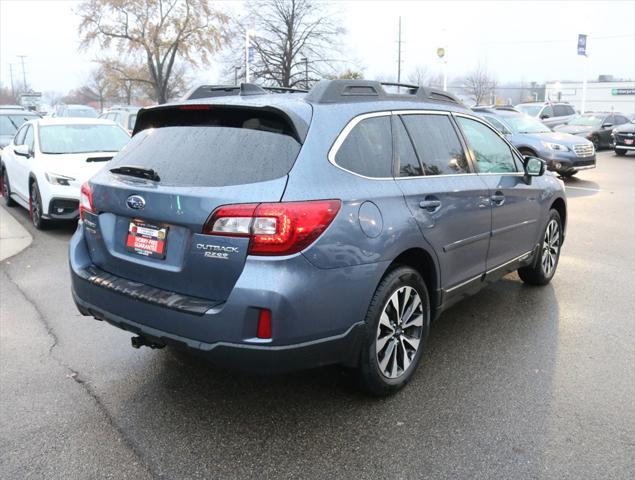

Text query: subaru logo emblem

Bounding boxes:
[126,195,145,210]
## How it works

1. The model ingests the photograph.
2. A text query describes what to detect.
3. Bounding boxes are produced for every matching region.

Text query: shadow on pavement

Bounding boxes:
[107,274,561,477]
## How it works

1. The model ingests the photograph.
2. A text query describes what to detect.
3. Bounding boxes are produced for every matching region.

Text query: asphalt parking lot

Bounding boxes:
[1,150,633,480]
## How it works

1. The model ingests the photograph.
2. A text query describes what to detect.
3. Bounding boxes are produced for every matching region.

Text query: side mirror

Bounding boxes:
[540,114,551,120]
[602,123,613,129]
[523,156,545,183]
[14,144,31,158]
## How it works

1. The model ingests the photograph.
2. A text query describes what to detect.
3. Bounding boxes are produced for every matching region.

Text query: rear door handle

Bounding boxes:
[490,191,505,206]
[419,198,441,211]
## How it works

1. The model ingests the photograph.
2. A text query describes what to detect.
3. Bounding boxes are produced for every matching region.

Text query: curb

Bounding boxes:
[0,204,33,261]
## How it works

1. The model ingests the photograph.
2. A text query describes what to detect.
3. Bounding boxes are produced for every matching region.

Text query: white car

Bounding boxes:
[1,118,129,228]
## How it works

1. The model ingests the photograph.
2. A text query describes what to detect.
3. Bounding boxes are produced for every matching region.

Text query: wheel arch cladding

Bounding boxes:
[387,248,439,312]
[551,197,567,236]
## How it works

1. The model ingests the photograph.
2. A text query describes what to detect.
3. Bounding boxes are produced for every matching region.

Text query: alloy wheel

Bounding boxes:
[30,186,41,226]
[541,219,560,277]
[1,174,8,197]
[375,286,424,379]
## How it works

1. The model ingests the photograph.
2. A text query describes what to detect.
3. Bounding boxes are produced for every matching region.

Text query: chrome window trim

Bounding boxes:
[328,109,527,180]
[328,109,477,180]
[327,111,394,181]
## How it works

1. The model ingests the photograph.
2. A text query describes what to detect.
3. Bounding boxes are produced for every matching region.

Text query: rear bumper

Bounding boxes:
[69,223,386,373]
[72,289,366,373]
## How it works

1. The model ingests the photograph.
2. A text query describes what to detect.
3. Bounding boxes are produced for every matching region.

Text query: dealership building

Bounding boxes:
[544,80,635,114]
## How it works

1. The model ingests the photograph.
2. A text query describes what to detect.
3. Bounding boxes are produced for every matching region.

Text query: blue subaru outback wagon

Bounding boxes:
[70,80,567,395]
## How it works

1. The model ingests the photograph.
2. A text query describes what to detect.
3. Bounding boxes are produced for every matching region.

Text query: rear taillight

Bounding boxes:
[79,182,93,220]
[203,200,341,256]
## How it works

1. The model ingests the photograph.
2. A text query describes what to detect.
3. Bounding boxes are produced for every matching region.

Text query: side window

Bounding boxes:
[566,105,576,115]
[483,115,509,134]
[14,125,28,145]
[553,105,568,117]
[456,117,519,174]
[23,126,34,151]
[401,114,469,176]
[541,106,554,118]
[335,116,393,178]
[605,115,615,126]
[394,117,422,177]
[615,115,628,125]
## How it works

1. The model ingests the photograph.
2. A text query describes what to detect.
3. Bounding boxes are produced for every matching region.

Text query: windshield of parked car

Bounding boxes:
[39,124,130,154]
[505,115,551,134]
[567,115,603,127]
[515,105,542,117]
[0,114,40,135]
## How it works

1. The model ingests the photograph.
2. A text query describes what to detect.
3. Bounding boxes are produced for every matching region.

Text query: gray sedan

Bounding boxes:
[474,108,596,177]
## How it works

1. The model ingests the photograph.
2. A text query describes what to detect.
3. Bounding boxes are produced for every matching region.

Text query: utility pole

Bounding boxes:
[234,66,240,85]
[397,16,402,85]
[17,55,27,92]
[9,64,15,97]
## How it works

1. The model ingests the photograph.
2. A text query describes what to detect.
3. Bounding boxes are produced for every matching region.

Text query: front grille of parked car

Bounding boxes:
[575,159,596,166]
[573,144,595,157]
[616,133,635,143]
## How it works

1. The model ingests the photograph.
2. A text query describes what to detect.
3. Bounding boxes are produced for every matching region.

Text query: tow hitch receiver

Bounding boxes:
[131,336,166,350]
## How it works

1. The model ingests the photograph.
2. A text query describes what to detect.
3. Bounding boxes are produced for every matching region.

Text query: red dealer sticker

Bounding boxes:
[125,221,168,259]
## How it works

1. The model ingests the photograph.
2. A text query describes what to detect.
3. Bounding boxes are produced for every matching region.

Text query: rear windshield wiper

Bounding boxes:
[109,165,161,182]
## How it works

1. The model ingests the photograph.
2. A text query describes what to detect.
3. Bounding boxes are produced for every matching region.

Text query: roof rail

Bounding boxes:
[182,83,307,101]
[304,80,461,105]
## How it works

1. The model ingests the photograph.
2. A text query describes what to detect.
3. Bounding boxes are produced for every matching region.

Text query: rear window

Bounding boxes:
[334,116,392,178]
[39,124,130,154]
[110,108,301,187]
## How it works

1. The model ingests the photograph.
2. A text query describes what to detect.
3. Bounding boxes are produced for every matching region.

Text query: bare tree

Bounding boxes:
[229,0,345,88]
[77,0,229,104]
[407,65,444,88]
[77,67,116,111]
[461,64,497,105]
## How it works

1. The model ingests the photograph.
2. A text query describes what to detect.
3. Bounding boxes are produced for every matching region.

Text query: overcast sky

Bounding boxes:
[1,0,634,96]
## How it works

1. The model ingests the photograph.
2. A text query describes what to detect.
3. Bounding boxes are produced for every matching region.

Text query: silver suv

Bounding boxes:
[515,102,576,129]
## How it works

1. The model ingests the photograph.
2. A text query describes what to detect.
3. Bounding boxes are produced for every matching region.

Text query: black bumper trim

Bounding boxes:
[76,265,220,315]
[72,289,366,373]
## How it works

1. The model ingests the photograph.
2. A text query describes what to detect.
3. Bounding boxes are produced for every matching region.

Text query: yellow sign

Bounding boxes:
[437,47,445,58]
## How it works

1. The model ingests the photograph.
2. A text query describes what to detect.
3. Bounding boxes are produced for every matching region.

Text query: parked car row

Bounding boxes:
[473,107,596,177]
[1,118,130,227]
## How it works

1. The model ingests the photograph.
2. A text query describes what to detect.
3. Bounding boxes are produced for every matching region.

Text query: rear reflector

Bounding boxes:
[257,309,272,339]
[79,182,93,220]
[203,200,341,256]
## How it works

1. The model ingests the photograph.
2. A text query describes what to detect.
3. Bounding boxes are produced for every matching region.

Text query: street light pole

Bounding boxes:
[235,66,241,86]
[301,57,308,89]
[245,29,256,83]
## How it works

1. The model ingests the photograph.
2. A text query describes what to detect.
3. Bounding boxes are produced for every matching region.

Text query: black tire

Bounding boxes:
[615,148,627,156]
[518,209,562,286]
[591,135,601,151]
[29,181,48,230]
[356,266,430,396]
[1,166,16,207]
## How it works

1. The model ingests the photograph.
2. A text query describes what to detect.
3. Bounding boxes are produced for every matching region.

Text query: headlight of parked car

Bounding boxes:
[45,172,75,186]
[541,141,570,152]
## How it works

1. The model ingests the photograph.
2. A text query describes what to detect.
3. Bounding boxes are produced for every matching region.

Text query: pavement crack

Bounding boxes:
[1,268,163,480]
